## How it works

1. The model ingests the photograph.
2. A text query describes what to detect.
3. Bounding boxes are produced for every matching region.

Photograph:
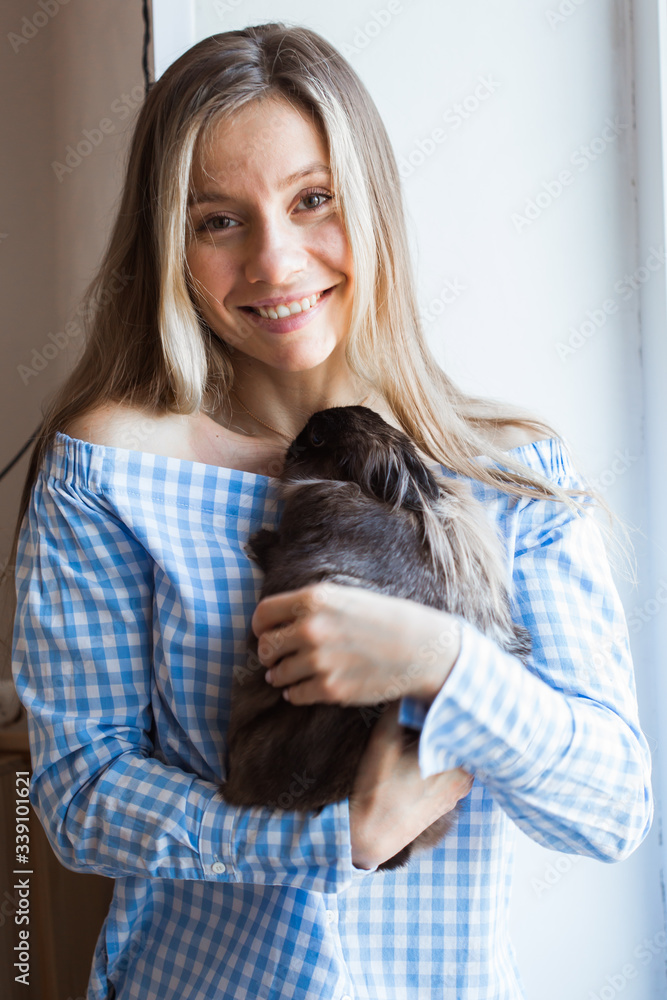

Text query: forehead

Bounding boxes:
[190,96,329,192]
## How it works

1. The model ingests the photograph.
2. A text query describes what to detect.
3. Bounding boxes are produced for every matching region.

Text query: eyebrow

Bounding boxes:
[188,162,332,207]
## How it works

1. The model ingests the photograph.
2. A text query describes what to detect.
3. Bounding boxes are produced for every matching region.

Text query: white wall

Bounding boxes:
[164,1,662,997]
[634,1,667,973]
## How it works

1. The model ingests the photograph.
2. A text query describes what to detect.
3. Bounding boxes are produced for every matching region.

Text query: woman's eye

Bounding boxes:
[194,189,331,235]
[197,215,238,233]
[298,189,332,212]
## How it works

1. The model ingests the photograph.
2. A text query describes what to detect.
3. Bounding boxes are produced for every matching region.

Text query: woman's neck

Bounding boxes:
[210,378,392,444]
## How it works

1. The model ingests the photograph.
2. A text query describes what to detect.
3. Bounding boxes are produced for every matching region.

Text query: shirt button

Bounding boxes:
[211,861,226,874]
[326,910,335,923]
[341,995,352,1000]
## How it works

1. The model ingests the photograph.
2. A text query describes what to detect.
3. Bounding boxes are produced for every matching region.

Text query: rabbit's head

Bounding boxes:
[283,405,440,512]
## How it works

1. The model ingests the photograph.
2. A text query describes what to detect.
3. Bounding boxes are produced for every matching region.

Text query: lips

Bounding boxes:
[239,285,335,319]
[238,285,336,333]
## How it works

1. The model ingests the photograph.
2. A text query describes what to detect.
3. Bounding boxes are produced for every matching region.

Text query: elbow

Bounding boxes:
[585,780,654,864]
[30,774,97,875]
[579,719,655,864]
[29,782,73,872]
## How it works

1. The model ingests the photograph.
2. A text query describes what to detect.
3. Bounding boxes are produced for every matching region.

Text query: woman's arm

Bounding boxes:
[397,481,653,862]
[12,472,378,892]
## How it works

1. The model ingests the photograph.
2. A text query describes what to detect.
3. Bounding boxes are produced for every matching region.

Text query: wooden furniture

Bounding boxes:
[0,711,114,1000]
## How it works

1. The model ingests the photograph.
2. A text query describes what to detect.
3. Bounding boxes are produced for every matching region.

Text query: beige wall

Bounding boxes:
[1,7,148,997]
[0,0,145,682]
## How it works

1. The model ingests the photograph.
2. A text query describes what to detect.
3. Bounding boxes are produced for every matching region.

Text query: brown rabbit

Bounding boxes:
[222,405,531,871]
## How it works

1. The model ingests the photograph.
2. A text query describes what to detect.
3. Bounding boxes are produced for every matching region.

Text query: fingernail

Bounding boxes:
[282,688,290,701]
[265,669,274,683]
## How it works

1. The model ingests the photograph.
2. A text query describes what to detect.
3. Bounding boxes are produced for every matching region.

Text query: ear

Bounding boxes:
[351,444,441,511]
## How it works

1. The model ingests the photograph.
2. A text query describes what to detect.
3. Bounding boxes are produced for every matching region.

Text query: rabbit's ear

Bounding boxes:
[352,444,441,510]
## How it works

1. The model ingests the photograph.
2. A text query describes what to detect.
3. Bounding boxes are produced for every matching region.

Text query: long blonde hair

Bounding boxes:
[3,22,635,668]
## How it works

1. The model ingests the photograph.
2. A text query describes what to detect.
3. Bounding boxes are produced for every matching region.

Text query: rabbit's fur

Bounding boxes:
[222,405,531,871]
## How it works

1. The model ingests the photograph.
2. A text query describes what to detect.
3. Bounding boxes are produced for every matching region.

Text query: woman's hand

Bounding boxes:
[251,582,462,706]
[348,701,474,869]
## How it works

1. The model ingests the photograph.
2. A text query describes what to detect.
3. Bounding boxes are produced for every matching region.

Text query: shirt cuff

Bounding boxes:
[400,618,575,787]
[198,787,379,891]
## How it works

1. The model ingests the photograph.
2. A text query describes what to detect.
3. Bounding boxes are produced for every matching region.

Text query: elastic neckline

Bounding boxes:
[53,430,560,484]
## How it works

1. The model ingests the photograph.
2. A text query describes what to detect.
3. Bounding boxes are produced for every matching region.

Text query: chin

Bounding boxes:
[260,335,346,370]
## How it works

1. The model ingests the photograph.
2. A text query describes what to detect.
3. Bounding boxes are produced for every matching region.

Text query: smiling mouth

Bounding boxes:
[240,285,337,318]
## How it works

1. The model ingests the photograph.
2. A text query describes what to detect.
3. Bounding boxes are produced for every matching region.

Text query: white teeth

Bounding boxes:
[255,290,325,319]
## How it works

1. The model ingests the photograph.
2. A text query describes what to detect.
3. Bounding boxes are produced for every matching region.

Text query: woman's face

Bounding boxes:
[185,96,355,374]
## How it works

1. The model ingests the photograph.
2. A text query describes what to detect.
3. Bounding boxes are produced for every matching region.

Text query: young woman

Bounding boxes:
[10,23,652,1000]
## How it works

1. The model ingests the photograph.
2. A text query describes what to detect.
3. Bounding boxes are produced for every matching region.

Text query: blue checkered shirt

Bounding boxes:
[12,431,653,1000]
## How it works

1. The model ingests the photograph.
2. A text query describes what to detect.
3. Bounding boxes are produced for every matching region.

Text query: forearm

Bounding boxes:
[14,478,378,894]
[398,620,653,860]
[30,730,377,892]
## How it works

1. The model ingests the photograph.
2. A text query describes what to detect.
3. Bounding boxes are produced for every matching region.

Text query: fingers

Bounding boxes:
[250,590,304,637]
[256,599,322,668]
[280,677,323,705]
[258,630,299,669]
[458,775,475,797]
[251,584,322,638]
[425,767,474,803]
[264,653,306,688]
[265,654,345,706]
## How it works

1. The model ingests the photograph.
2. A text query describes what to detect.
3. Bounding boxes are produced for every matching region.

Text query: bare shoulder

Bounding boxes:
[491,423,553,452]
[61,402,184,452]
[60,402,287,473]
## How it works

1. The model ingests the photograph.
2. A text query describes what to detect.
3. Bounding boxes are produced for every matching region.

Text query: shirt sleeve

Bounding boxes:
[397,445,653,862]
[11,471,377,893]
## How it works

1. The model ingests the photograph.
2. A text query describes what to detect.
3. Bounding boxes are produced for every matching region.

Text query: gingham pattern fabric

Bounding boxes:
[12,431,653,1000]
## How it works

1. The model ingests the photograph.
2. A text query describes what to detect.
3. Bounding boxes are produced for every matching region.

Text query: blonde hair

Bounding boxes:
[2,22,636,668]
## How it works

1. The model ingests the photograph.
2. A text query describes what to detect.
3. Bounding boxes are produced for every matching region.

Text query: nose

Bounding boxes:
[243,215,308,287]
